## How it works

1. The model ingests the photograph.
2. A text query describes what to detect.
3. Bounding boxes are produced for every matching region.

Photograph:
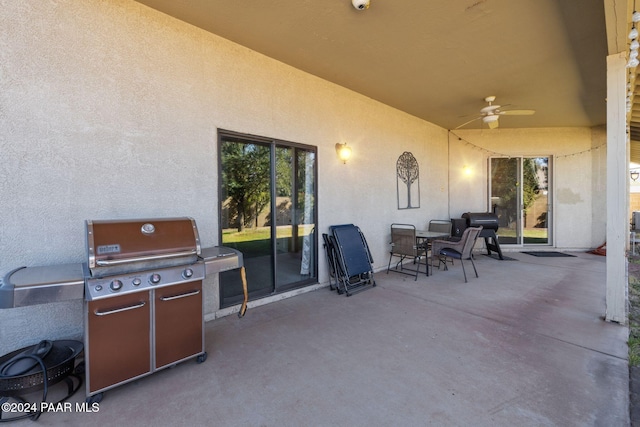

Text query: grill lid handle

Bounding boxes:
[95,249,198,266]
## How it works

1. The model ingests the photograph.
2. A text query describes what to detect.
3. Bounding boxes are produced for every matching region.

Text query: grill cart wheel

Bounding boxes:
[85,392,103,405]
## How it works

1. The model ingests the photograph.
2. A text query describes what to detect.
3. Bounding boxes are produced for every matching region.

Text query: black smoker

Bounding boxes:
[461,212,504,260]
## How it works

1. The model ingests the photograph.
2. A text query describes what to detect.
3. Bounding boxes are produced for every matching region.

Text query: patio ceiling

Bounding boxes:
[135,0,640,159]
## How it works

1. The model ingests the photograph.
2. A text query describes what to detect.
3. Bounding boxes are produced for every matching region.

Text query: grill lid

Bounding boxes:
[462,212,499,231]
[86,217,201,271]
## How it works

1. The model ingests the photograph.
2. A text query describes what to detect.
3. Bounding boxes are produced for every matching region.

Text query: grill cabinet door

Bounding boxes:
[87,291,151,393]
[154,281,203,369]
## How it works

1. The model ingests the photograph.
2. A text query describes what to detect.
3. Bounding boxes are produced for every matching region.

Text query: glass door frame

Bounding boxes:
[217,129,318,308]
[488,155,552,247]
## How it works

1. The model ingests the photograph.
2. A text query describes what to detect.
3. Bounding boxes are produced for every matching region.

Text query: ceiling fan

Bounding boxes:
[455,96,535,129]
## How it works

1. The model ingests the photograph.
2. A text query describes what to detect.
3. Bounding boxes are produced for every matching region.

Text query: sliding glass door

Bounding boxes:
[218,131,317,308]
[489,156,550,246]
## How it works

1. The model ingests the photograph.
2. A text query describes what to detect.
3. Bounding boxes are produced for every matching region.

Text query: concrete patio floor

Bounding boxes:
[11,251,630,426]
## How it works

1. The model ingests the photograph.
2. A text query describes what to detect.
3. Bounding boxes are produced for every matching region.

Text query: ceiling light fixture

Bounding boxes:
[351,0,370,10]
[482,115,499,124]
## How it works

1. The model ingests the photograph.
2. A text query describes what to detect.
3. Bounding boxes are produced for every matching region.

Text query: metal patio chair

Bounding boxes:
[431,226,482,283]
[427,219,453,264]
[387,223,427,280]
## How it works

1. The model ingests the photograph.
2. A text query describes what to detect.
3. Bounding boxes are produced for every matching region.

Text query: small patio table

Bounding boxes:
[415,230,450,275]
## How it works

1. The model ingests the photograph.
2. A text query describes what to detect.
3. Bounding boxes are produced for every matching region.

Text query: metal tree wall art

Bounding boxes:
[396,151,420,209]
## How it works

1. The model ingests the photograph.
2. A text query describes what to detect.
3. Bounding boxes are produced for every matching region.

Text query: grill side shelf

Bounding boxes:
[0,264,85,309]
[199,246,243,275]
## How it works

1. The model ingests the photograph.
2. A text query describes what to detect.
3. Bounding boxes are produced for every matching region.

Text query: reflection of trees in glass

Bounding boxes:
[296,151,315,224]
[522,158,539,225]
[491,157,546,228]
[491,158,518,227]
[221,141,270,231]
[276,148,292,198]
[222,143,317,232]
[523,158,551,228]
[273,147,293,226]
[397,152,419,208]
[274,148,316,226]
[531,157,548,228]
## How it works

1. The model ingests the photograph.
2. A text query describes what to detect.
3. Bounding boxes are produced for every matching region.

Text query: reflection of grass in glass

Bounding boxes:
[523,229,548,239]
[223,228,270,243]
[498,228,548,244]
[223,225,314,242]
[222,226,314,257]
[498,228,547,238]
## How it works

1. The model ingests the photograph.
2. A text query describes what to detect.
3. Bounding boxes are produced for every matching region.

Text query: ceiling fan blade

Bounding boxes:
[454,116,481,129]
[500,109,536,116]
[487,118,499,129]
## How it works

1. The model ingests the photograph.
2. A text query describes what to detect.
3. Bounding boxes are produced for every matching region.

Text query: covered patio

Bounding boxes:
[30,251,627,426]
[0,2,634,425]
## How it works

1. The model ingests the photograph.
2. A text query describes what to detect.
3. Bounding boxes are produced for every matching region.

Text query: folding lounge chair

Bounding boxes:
[328,224,376,296]
[322,233,340,292]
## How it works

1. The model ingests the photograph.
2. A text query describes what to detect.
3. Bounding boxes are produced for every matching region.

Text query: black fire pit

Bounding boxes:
[0,340,83,421]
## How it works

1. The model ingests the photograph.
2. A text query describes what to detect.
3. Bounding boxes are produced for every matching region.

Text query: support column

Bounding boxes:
[605,51,628,323]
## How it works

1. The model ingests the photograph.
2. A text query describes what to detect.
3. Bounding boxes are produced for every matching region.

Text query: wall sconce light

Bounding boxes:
[632,170,640,181]
[335,143,352,164]
[463,165,472,176]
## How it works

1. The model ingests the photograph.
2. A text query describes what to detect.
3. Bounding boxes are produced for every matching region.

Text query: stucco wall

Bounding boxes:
[0,0,603,355]
[0,0,450,354]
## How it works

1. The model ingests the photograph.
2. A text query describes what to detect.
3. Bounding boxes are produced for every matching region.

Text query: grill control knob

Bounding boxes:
[182,268,194,279]
[149,273,161,285]
[132,278,142,286]
[110,280,123,291]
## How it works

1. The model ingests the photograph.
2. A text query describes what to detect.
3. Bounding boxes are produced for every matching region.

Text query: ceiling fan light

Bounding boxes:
[482,115,499,124]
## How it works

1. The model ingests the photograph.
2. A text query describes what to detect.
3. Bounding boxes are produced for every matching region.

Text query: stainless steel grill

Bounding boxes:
[0,217,246,404]
[82,217,246,403]
[83,217,208,402]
